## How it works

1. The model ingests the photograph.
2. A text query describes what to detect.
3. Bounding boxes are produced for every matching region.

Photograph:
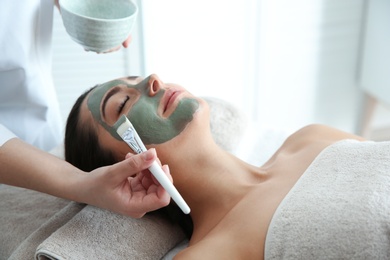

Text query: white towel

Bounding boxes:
[265,140,390,259]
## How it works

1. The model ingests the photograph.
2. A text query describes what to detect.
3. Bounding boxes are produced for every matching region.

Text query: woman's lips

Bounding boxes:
[163,90,182,114]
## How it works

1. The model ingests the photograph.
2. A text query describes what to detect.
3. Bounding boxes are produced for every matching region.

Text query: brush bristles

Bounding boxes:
[114,115,133,137]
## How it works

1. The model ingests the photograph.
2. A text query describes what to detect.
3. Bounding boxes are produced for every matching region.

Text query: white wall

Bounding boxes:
[358,0,390,139]
[141,0,366,133]
[141,0,253,111]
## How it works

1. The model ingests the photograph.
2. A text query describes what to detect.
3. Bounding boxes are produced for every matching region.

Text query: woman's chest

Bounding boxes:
[194,181,300,259]
[193,150,326,258]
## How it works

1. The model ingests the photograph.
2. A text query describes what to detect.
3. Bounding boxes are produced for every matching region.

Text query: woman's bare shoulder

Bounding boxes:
[294,124,365,141]
[280,124,365,153]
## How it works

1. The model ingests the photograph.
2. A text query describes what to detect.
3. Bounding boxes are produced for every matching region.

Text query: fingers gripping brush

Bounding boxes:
[114,115,191,214]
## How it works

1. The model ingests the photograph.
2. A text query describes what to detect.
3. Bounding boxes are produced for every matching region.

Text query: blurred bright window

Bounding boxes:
[53,0,366,133]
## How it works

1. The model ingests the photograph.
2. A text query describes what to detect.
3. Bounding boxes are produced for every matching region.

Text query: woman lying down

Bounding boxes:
[65,74,390,259]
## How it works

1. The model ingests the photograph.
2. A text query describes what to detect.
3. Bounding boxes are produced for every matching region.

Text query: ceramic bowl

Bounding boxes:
[59,0,138,52]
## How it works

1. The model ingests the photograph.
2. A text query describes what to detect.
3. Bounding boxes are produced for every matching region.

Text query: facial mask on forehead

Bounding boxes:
[87,76,199,145]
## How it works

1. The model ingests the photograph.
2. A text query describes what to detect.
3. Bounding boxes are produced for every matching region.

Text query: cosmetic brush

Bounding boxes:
[114,115,190,214]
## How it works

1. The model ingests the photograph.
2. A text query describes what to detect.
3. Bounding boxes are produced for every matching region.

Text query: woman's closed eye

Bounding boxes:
[100,85,141,125]
[117,95,130,115]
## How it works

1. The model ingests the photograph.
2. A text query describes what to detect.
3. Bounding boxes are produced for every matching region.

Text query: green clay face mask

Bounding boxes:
[87,76,199,145]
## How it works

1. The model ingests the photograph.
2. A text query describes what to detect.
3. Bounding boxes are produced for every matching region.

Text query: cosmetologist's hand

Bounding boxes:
[79,148,172,218]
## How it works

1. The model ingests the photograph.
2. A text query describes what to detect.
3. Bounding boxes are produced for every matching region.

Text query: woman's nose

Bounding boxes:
[148,74,162,96]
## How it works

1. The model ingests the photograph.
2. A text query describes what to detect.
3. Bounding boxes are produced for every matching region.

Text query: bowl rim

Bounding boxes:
[59,0,138,22]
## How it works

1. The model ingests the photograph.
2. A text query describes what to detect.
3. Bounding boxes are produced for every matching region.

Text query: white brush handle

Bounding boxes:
[149,161,190,214]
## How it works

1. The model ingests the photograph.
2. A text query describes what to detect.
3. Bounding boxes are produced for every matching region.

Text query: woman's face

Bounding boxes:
[80,74,203,158]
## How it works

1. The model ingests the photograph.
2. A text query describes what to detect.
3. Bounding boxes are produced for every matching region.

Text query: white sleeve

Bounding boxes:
[0,124,17,146]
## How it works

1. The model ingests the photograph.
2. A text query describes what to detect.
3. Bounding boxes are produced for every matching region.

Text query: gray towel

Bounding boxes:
[0,185,75,260]
[35,205,185,260]
[265,140,390,259]
[9,202,85,260]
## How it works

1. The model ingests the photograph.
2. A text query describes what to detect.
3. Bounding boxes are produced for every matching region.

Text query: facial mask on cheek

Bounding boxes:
[128,97,199,145]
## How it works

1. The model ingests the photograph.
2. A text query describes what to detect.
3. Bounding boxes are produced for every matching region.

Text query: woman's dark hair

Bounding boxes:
[65,86,116,172]
[64,86,193,238]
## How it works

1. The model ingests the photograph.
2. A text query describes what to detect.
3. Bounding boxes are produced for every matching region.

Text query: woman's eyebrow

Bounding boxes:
[127,76,140,80]
[101,86,121,119]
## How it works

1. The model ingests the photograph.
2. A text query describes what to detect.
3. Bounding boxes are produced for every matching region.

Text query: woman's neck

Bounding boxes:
[164,135,268,242]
